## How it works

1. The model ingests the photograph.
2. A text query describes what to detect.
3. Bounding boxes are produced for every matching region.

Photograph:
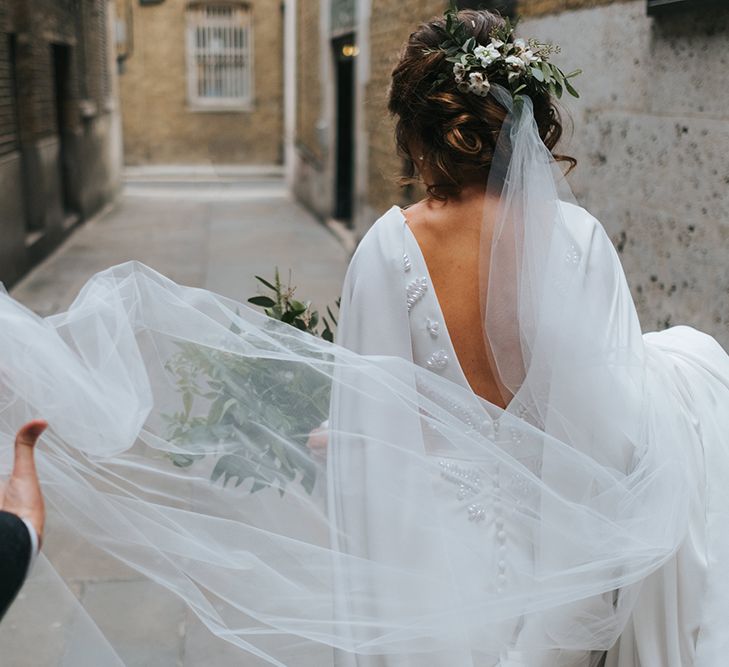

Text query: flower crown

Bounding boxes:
[427,6,581,100]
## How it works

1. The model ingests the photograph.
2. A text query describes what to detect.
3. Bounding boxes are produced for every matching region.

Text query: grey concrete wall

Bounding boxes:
[76,112,121,217]
[522,0,729,346]
[3,113,123,286]
[0,152,26,286]
[293,149,335,220]
[292,0,339,223]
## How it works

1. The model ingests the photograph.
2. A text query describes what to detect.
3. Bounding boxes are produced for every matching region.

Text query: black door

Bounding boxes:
[333,35,356,223]
[51,43,76,219]
[7,34,31,232]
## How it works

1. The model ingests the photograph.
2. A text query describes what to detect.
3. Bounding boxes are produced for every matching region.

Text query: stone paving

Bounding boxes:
[0,176,349,666]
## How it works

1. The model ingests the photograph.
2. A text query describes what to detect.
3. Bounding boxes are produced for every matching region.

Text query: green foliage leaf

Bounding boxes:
[564,78,580,98]
[530,67,544,82]
[182,390,193,418]
[165,269,342,498]
[170,453,200,468]
[290,300,308,315]
[248,295,276,308]
[255,275,277,291]
[462,37,476,54]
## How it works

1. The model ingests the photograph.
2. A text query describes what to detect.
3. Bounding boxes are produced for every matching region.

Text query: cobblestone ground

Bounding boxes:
[1,176,349,666]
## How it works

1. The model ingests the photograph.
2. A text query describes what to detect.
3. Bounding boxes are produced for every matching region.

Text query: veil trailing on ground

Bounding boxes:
[0,82,698,666]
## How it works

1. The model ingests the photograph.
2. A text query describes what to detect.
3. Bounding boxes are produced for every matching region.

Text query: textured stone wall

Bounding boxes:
[295,0,729,352]
[119,0,283,166]
[295,0,324,166]
[521,0,729,344]
[362,0,442,224]
[518,0,632,18]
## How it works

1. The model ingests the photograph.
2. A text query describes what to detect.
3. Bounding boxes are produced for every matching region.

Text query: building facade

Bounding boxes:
[291,0,729,346]
[291,0,506,233]
[0,0,122,287]
[116,0,284,167]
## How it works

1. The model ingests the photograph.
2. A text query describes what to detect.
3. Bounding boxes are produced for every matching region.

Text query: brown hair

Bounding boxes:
[387,9,576,201]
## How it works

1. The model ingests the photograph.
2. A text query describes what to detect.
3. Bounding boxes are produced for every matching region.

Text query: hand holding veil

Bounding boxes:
[0,83,699,666]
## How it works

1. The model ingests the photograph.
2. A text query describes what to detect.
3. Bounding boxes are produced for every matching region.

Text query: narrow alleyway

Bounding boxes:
[10,174,346,316]
[1,175,349,666]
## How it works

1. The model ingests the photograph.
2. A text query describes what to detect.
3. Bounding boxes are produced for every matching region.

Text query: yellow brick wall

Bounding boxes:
[295,0,324,165]
[120,0,283,165]
[364,0,444,217]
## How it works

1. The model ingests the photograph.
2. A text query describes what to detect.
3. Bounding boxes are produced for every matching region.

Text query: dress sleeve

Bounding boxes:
[336,215,413,361]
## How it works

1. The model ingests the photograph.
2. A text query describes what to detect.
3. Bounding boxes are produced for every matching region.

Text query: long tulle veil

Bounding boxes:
[0,82,696,665]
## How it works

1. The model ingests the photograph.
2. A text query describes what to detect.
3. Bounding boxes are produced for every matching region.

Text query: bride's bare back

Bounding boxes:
[402,188,508,408]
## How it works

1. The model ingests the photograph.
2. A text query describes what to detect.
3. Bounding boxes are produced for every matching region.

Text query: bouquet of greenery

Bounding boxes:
[164,270,339,496]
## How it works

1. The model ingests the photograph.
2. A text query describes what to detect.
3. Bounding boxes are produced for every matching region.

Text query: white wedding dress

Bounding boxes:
[1,85,728,665]
[337,203,728,666]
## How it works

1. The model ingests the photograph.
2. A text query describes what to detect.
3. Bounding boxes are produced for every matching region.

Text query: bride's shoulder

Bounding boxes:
[341,205,408,308]
[349,205,405,270]
[558,200,600,232]
[557,200,607,252]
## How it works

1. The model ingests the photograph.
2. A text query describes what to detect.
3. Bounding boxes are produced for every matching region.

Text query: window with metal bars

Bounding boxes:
[186,3,253,110]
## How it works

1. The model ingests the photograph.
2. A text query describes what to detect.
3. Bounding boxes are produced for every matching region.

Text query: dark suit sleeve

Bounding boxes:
[0,510,32,622]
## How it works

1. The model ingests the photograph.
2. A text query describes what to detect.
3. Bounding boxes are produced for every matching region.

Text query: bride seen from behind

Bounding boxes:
[336,7,725,666]
[2,6,728,667]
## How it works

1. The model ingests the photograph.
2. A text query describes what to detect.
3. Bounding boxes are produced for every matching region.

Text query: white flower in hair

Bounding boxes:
[520,48,540,66]
[453,61,466,83]
[474,43,500,68]
[428,8,581,100]
[467,71,490,97]
[504,54,526,80]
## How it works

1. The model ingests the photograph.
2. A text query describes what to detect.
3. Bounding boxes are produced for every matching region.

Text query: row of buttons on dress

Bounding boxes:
[438,459,508,591]
[404,252,451,372]
[404,247,509,591]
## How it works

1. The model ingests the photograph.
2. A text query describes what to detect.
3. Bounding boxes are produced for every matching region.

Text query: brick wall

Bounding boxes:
[119,0,284,166]
[295,0,323,166]
[0,0,121,287]
[363,0,442,219]
[8,0,112,141]
[0,13,17,157]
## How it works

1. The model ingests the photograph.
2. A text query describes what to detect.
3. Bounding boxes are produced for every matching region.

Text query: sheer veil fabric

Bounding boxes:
[0,83,724,665]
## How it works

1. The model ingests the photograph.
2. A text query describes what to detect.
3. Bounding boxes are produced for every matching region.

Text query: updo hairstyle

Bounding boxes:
[387,9,576,200]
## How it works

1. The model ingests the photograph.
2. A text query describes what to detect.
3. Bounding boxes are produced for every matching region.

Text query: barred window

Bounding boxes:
[186,4,253,110]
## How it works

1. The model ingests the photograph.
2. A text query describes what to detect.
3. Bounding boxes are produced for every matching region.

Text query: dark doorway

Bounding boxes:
[7,34,31,233]
[332,35,356,224]
[51,43,77,221]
